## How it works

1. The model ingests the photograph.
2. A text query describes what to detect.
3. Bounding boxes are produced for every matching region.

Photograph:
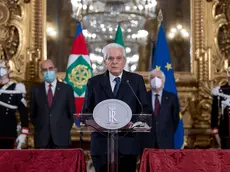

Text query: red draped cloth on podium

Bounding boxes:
[0,149,86,172]
[139,149,230,172]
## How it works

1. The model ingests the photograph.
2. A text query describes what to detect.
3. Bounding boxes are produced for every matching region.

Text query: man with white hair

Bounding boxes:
[140,69,179,151]
[0,59,29,149]
[82,43,150,172]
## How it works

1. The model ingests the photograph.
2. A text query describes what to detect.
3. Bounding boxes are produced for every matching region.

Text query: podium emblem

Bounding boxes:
[108,104,118,124]
[93,99,132,129]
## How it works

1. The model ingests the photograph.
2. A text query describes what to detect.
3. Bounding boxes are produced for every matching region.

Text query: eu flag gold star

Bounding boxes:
[156,65,161,71]
[165,63,172,71]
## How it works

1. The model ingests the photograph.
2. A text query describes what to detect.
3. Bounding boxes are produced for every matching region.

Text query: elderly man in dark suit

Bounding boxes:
[82,43,150,172]
[30,59,75,149]
[140,69,179,151]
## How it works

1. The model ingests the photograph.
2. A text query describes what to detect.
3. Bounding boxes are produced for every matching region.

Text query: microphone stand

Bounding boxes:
[126,80,148,123]
[80,129,83,149]
[75,113,84,149]
[126,80,144,114]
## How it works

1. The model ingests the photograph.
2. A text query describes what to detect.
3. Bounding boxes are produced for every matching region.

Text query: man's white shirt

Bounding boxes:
[151,89,163,111]
[45,79,57,95]
[109,72,123,92]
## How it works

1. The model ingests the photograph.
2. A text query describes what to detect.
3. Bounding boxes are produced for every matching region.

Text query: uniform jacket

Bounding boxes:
[0,81,28,138]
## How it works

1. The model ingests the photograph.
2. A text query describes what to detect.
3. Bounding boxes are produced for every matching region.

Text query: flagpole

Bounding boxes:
[72,13,84,149]
[150,9,164,70]
[80,127,83,149]
[157,9,163,28]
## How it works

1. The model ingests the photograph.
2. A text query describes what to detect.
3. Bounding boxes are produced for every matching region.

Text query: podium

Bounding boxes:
[74,99,152,172]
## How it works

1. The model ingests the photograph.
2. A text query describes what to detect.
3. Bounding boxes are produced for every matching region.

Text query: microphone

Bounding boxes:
[126,80,144,114]
[126,80,148,125]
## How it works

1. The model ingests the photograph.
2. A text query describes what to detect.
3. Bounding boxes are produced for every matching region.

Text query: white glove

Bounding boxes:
[212,128,221,148]
[16,128,29,150]
[16,134,27,149]
[215,134,221,148]
[211,86,220,96]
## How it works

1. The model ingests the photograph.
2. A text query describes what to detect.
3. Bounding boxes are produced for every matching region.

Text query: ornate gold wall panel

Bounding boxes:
[0,0,32,81]
[184,0,230,148]
[26,0,46,82]
[7,0,230,148]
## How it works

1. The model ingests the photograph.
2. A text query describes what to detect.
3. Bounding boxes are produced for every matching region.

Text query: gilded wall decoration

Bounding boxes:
[0,0,28,80]
[8,0,230,148]
[218,0,230,62]
[212,0,229,73]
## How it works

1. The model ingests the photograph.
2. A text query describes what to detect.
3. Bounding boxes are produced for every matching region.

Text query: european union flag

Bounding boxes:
[152,24,184,149]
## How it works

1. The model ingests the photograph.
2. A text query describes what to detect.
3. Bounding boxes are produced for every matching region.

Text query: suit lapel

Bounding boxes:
[148,91,153,112]
[116,71,129,100]
[159,90,168,116]
[40,82,49,109]
[148,91,157,119]
[51,81,61,108]
[100,71,114,99]
[150,90,167,118]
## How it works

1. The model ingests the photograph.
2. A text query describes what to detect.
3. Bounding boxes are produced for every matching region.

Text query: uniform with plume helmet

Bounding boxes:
[211,67,230,148]
[0,56,28,149]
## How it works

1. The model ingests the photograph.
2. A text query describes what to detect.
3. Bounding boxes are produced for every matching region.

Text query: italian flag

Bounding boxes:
[65,21,92,116]
[114,24,129,71]
[114,24,125,47]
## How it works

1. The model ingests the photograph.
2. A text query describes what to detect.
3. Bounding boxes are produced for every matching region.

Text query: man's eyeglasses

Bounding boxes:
[106,56,124,62]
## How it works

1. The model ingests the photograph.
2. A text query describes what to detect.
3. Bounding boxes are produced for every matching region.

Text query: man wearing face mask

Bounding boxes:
[211,67,230,149]
[140,69,179,151]
[30,59,75,148]
[0,59,29,149]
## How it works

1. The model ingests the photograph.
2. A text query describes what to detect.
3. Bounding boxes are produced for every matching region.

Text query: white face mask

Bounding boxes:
[0,68,7,77]
[150,77,162,89]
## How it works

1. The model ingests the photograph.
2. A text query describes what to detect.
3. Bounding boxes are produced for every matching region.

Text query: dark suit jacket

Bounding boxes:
[140,90,179,151]
[211,83,230,137]
[0,82,28,138]
[82,70,150,155]
[30,81,75,148]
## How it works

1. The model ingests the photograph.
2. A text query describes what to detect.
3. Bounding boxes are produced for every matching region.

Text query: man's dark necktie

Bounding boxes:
[48,84,53,107]
[113,77,121,97]
[154,94,160,116]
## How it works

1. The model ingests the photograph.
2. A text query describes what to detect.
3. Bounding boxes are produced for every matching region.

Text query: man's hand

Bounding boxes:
[124,122,133,129]
[16,128,28,150]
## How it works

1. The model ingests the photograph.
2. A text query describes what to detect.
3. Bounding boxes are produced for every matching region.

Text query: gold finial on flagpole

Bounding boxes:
[117,15,123,25]
[73,5,83,22]
[157,9,163,23]
[76,15,83,22]
[72,8,83,31]
[74,13,83,22]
